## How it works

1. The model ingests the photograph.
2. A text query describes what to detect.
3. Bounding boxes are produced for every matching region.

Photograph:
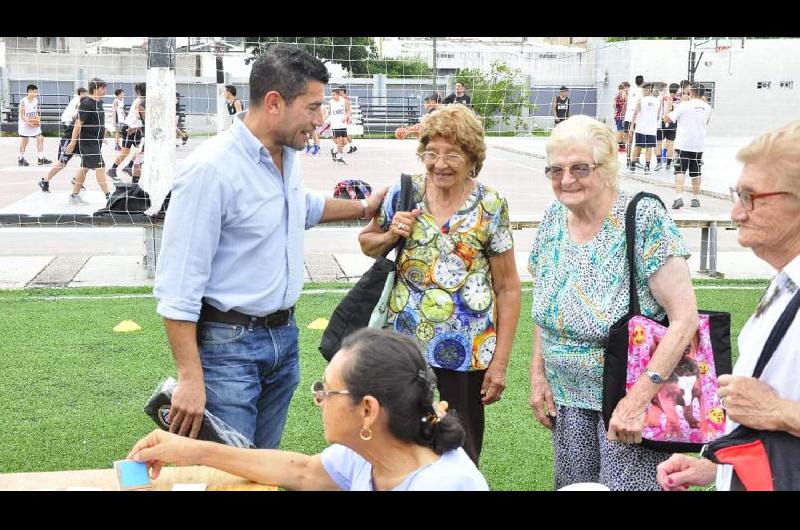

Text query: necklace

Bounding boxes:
[427,177,471,219]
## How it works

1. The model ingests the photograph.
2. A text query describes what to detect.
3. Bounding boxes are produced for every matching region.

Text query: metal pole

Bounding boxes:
[688,37,695,83]
[215,40,229,133]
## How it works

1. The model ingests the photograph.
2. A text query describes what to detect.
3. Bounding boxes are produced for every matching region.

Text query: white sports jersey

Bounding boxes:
[124,97,144,129]
[113,97,126,124]
[18,96,42,136]
[635,95,660,136]
[624,86,642,122]
[328,97,347,129]
[668,99,712,152]
[61,95,81,124]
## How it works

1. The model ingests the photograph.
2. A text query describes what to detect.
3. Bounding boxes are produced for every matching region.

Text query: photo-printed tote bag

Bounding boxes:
[602,192,733,453]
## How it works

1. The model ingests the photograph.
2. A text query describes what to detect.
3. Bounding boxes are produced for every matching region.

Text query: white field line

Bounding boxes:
[0,284,766,303]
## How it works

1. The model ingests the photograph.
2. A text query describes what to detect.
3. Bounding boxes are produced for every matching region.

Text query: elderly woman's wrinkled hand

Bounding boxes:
[530,373,557,430]
[607,395,647,444]
[127,429,199,480]
[390,208,421,241]
[481,364,507,405]
[656,454,717,491]
[717,374,785,431]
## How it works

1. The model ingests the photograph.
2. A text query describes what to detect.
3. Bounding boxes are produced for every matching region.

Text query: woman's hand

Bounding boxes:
[481,362,506,405]
[607,394,648,444]
[127,429,201,480]
[389,209,421,241]
[530,372,557,429]
[656,454,718,491]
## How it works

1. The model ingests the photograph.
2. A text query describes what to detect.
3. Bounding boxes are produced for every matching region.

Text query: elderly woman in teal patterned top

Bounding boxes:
[358,104,521,466]
[527,115,699,490]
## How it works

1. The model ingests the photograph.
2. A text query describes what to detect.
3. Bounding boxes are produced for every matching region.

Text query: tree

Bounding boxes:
[363,57,431,78]
[456,62,535,132]
[244,37,375,76]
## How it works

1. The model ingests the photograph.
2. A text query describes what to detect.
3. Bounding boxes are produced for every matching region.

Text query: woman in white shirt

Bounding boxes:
[657,120,800,491]
[128,328,489,491]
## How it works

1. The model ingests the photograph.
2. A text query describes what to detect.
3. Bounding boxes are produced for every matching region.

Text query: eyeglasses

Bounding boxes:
[420,151,466,165]
[544,163,598,180]
[729,188,790,211]
[311,381,350,406]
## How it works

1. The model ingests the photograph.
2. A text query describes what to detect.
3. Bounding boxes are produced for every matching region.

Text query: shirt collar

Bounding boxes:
[230,111,296,175]
[782,254,800,292]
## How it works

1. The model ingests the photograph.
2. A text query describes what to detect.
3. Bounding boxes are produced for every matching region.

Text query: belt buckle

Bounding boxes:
[264,310,286,328]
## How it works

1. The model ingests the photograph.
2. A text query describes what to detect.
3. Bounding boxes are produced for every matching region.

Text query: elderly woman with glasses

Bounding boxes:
[127,328,488,491]
[528,115,699,490]
[358,104,521,466]
[658,121,800,491]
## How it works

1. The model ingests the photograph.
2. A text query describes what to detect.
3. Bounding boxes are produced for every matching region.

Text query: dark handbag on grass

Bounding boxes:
[702,288,800,491]
[318,173,414,361]
[602,192,733,453]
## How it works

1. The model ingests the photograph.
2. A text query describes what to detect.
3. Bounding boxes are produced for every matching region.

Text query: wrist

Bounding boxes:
[359,198,370,220]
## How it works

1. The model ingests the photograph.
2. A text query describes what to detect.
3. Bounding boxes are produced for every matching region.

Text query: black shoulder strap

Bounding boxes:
[752,287,800,378]
[381,173,414,259]
[625,192,666,315]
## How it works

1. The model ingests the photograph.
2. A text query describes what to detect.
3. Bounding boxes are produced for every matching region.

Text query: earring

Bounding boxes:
[359,427,373,441]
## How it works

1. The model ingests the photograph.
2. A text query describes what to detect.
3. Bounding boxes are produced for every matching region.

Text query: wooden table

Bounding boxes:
[0,465,276,491]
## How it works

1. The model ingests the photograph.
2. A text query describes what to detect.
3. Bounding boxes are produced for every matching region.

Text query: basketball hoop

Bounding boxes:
[715,45,731,55]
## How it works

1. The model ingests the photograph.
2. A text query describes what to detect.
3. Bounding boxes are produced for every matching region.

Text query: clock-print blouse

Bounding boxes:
[377,174,514,372]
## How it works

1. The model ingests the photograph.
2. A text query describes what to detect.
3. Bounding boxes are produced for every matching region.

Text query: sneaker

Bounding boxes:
[38,157,52,166]
[18,158,29,167]
[330,148,337,161]
[69,193,88,205]
[644,164,651,174]
[38,179,50,192]
[347,145,358,154]
[107,167,121,181]
[305,144,312,154]
[672,198,684,209]
[691,199,701,208]
[71,177,86,191]
[312,145,320,155]
[653,162,664,171]
[121,166,133,177]
[335,157,347,165]
[634,160,644,168]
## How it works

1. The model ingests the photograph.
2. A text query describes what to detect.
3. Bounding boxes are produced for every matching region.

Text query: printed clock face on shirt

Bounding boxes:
[415,321,435,342]
[420,288,455,323]
[430,332,471,370]
[433,254,468,290]
[389,281,410,313]
[401,259,431,291]
[475,333,496,368]
[405,219,438,249]
[462,272,492,313]
[452,206,481,234]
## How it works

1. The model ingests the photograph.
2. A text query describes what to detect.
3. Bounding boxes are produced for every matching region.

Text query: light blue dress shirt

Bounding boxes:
[154,113,326,322]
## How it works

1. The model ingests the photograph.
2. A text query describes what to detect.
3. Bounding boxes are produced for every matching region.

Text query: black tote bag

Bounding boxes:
[318,174,413,361]
[703,288,800,490]
[602,192,733,453]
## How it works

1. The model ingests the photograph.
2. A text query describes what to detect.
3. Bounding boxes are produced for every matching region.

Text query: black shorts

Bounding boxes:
[657,127,676,142]
[332,128,348,138]
[677,150,703,178]
[78,140,105,170]
[57,136,78,163]
[635,133,657,148]
[121,126,143,149]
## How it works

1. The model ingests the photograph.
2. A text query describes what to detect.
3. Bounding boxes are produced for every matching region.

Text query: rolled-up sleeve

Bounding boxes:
[304,189,326,229]
[154,160,226,322]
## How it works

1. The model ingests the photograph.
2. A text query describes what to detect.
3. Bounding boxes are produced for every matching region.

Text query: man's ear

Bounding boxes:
[263,91,283,114]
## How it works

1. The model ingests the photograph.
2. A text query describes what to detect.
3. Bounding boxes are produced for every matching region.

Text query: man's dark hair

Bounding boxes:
[88,78,107,94]
[680,79,691,90]
[249,44,329,107]
[669,83,679,94]
[338,86,348,94]
[26,84,37,92]
[134,82,146,97]
[114,88,124,96]
[622,81,631,88]
[424,94,441,103]
[76,87,88,96]
[225,85,237,97]
[341,329,465,455]
[635,75,644,86]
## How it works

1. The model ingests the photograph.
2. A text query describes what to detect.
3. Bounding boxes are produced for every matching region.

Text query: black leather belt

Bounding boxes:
[200,302,294,328]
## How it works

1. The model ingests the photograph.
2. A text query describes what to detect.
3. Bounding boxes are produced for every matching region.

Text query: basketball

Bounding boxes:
[395,127,406,140]
[29,117,40,127]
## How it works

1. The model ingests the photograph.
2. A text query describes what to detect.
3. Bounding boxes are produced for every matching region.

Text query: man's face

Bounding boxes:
[560,90,568,98]
[28,89,38,99]
[455,83,465,95]
[278,80,326,151]
[96,86,107,98]
[331,90,340,101]
[119,91,125,98]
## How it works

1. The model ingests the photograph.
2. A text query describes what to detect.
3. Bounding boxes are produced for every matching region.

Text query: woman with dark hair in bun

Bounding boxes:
[127,328,488,491]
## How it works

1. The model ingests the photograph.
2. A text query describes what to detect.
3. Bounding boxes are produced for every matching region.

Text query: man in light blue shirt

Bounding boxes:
[154,44,387,449]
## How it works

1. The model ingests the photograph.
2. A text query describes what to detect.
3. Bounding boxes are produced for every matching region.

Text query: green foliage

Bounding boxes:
[364,57,431,78]
[456,62,536,132]
[244,37,375,76]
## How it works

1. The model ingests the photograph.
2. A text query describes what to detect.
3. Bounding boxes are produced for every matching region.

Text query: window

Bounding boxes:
[697,81,716,108]
[195,55,202,78]
[757,81,771,89]
[780,81,794,89]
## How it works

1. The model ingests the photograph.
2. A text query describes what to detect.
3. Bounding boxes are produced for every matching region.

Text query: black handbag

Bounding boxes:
[702,288,800,490]
[318,174,414,361]
[602,192,733,453]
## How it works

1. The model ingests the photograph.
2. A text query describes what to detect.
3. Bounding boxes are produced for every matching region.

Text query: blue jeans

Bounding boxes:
[198,316,300,449]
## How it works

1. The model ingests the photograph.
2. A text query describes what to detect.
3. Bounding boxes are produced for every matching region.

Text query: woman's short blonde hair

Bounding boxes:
[545,115,620,189]
[737,120,800,193]
[417,104,487,176]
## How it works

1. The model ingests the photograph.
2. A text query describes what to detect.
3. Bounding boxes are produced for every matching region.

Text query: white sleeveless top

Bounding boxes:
[328,98,347,129]
[124,97,144,128]
[18,96,42,136]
